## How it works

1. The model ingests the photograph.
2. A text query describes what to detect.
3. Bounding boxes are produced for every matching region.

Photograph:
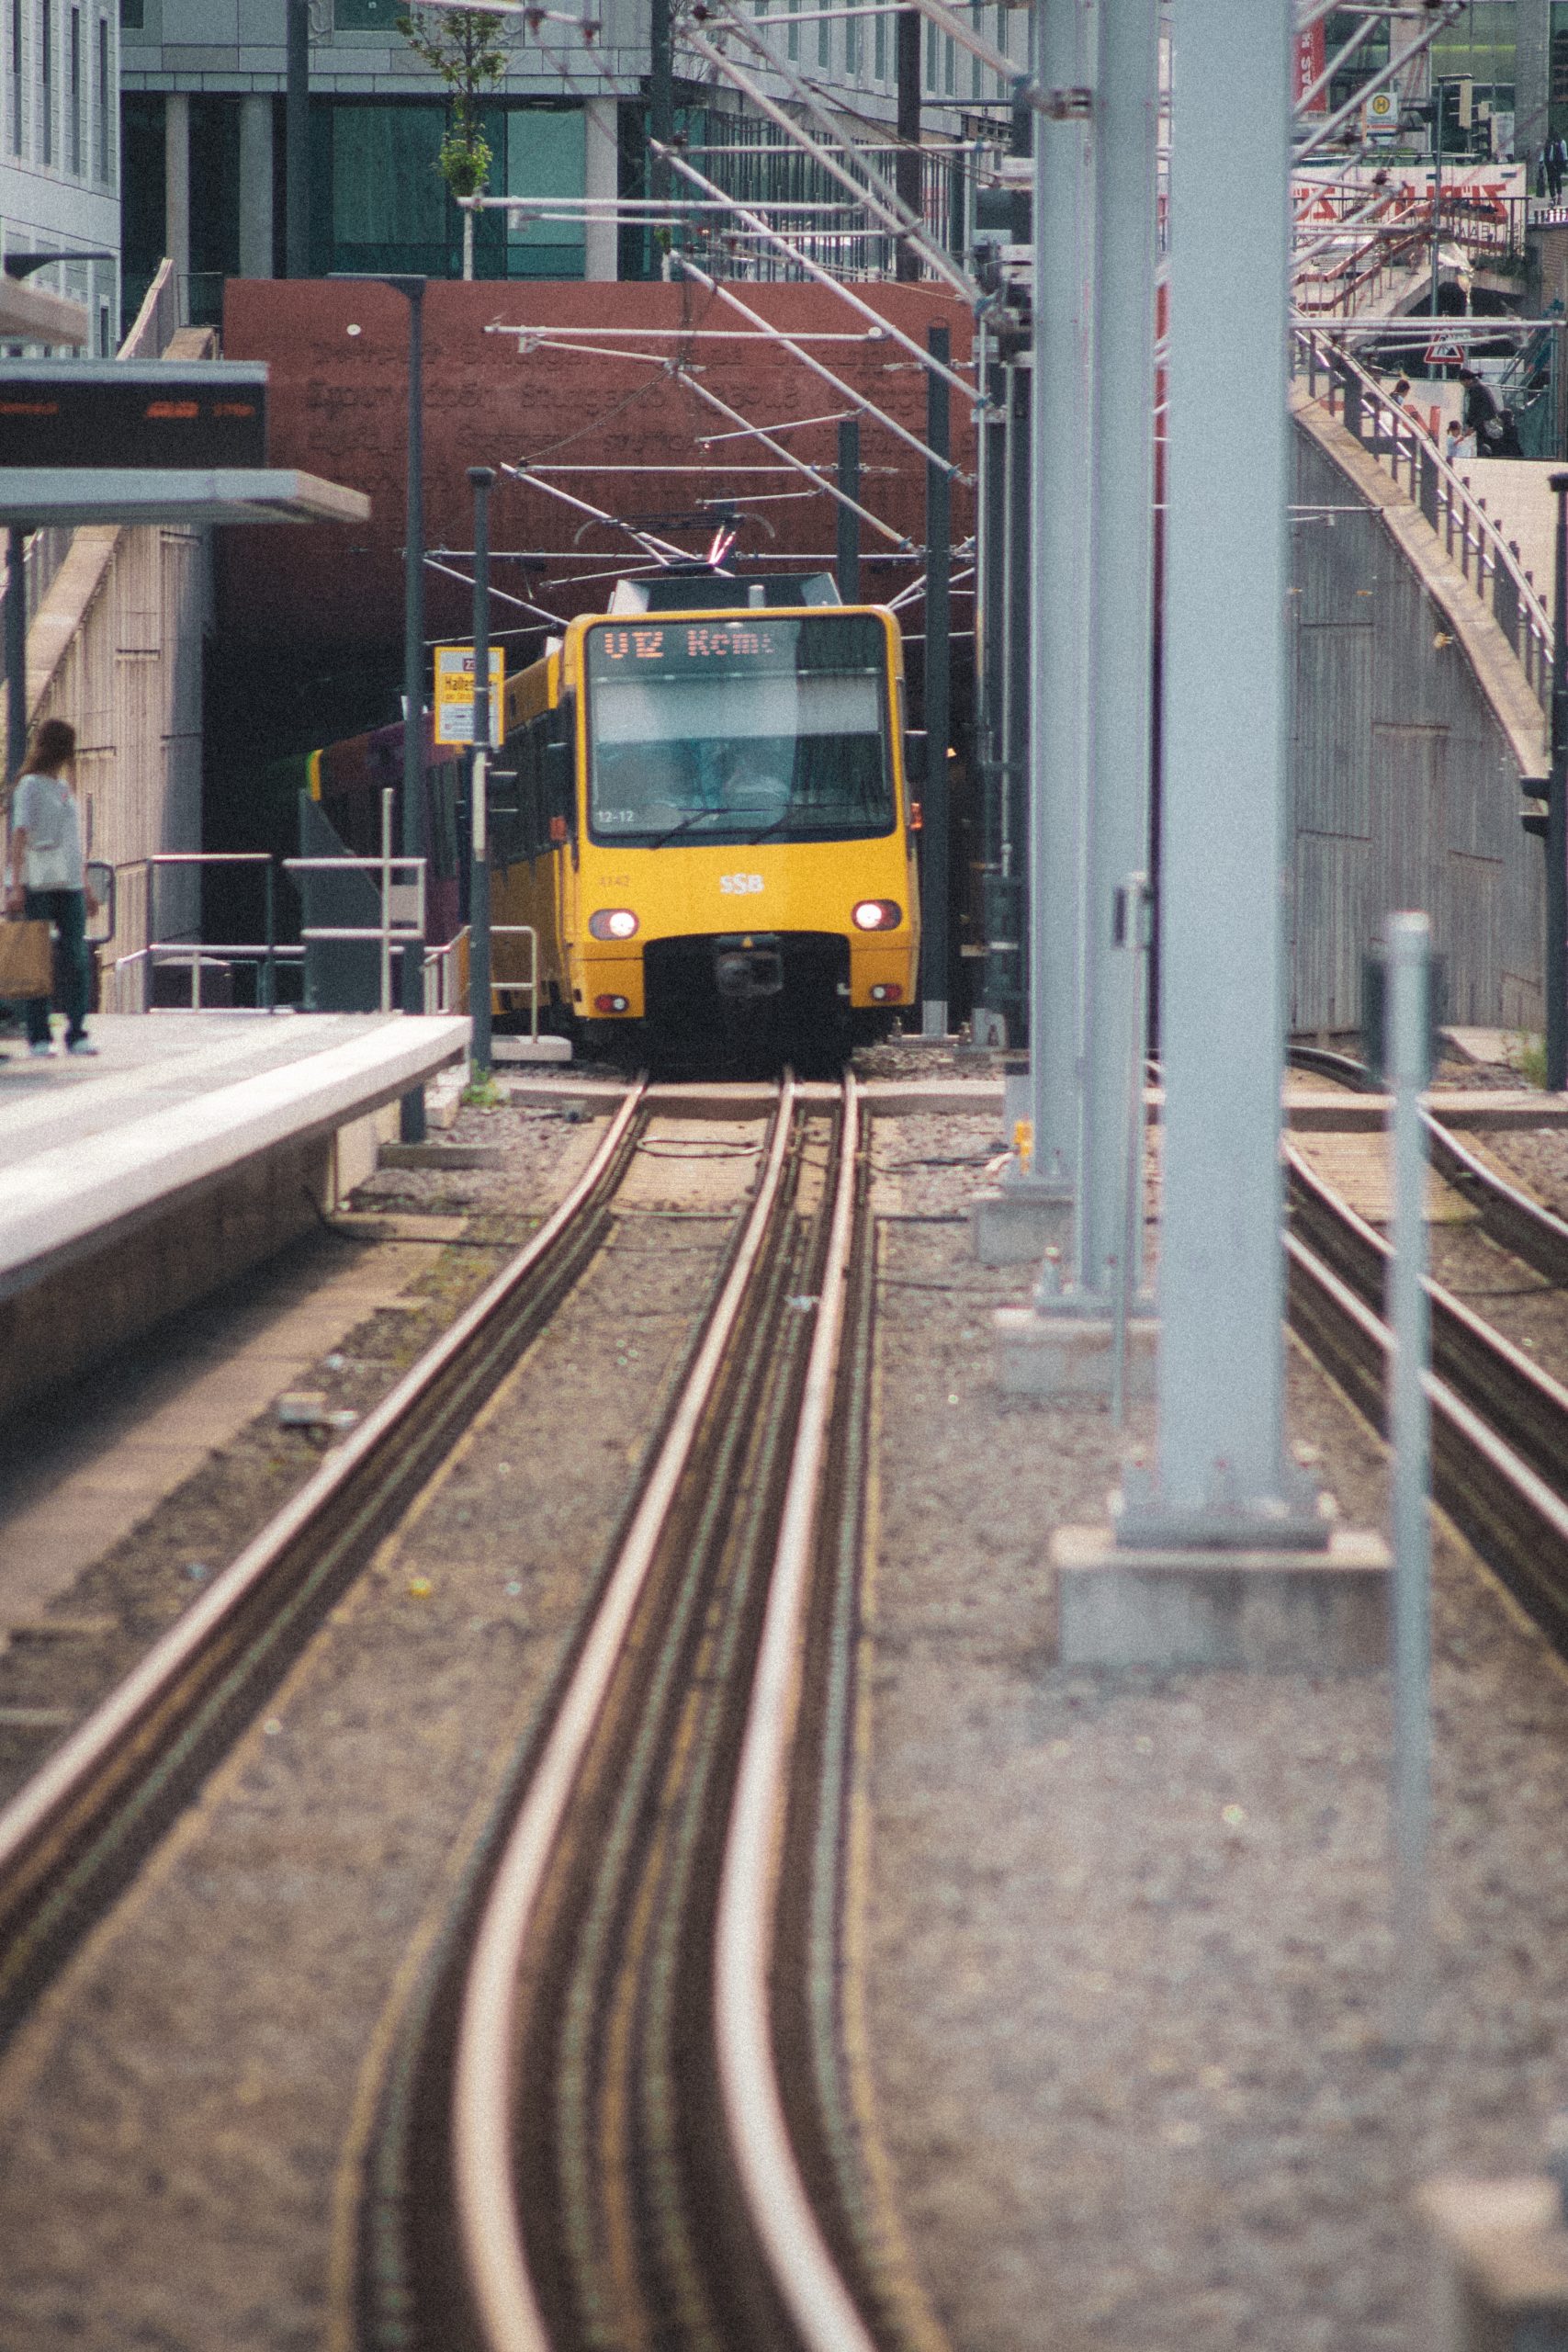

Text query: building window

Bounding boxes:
[10,0,22,155]
[787,0,798,62]
[845,3,858,74]
[39,0,51,166]
[818,0,829,68]
[944,32,954,94]
[926,17,936,88]
[118,0,141,24]
[95,11,107,178]
[874,3,886,80]
[1554,27,1568,103]
[334,0,402,24]
[68,4,79,174]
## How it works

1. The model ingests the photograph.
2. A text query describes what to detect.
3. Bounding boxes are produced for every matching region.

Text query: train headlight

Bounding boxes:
[589,908,640,941]
[852,899,902,932]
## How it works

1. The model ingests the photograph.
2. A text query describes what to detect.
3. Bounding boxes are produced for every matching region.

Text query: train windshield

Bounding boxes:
[584,614,895,846]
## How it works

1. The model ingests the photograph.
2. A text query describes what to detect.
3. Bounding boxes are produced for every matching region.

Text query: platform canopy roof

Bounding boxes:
[0,469,371,527]
[0,280,88,346]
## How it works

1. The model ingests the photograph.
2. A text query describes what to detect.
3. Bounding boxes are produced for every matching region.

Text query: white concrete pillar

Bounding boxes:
[164,91,190,308]
[1124,0,1316,1544]
[238,95,275,279]
[584,96,618,283]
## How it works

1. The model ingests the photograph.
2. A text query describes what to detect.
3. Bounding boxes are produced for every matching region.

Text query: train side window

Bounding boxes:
[544,696,576,845]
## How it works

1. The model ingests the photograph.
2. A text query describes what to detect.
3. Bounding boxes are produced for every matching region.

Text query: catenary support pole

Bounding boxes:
[896,6,922,284]
[921,323,951,1036]
[836,418,860,604]
[1122,0,1317,1542]
[1071,0,1160,1306]
[649,0,673,222]
[6,527,27,786]
[1548,470,1568,1091]
[1388,909,1433,2045]
[401,281,427,1136]
[1028,0,1094,1198]
[285,0,310,280]
[976,349,1007,1038]
[468,466,494,1075]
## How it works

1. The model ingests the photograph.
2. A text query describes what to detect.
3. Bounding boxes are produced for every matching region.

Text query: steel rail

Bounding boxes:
[0,1082,648,2034]
[452,1077,803,2352]
[714,1071,880,2352]
[1287,1042,1568,1286]
[1289,1147,1568,1509]
[1288,1229,1568,1657]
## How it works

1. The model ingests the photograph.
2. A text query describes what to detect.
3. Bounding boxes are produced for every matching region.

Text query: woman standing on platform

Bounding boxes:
[6,718,96,1057]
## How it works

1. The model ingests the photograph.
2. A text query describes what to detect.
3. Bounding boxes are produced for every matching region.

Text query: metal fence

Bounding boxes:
[1293,325,1553,718]
[668,120,976,281]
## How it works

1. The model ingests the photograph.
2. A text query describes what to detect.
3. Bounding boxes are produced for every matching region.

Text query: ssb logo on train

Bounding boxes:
[720,874,765,895]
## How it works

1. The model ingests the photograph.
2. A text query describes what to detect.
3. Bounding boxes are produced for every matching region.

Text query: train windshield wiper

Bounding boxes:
[645,808,727,851]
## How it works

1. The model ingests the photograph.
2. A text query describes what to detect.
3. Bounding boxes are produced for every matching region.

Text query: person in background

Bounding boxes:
[1458,365,1505,451]
[6,717,97,1057]
[1447,417,1476,462]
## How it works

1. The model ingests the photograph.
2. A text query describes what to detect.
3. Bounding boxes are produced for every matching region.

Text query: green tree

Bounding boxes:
[396,7,513,277]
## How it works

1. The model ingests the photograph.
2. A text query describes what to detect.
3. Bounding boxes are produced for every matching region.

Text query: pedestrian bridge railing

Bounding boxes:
[1292,326,1553,719]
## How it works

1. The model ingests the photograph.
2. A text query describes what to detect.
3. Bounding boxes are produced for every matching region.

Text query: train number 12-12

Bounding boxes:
[719,873,765,895]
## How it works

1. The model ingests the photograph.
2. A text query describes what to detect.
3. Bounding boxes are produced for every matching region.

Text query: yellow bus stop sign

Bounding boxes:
[434,643,504,748]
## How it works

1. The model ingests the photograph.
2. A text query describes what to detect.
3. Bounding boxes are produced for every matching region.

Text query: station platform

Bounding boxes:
[0,1010,468,1419]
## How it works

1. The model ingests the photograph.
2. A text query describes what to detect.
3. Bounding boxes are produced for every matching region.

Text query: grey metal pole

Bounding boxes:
[649,0,673,221]
[1071,0,1160,1306]
[1005,356,1031,1040]
[1430,96,1442,322]
[896,6,921,284]
[1124,0,1314,1543]
[468,465,494,1077]
[1388,909,1433,2046]
[921,322,951,1037]
[836,418,860,604]
[6,526,27,785]
[976,350,1007,1036]
[1548,470,1568,1091]
[285,0,310,280]
[1029,0,1093,1197]
[401,280,427,1138]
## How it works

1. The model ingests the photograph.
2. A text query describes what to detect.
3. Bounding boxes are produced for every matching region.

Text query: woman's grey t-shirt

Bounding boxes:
[11,772,84,892]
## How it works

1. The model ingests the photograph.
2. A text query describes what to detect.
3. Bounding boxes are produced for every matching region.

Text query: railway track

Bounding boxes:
[0,1083,650,2043]
[355,1073,918,2352]
[1285,1132,1568,1657]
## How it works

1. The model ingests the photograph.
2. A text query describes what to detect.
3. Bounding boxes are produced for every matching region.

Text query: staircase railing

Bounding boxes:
[1293,324,1552,718]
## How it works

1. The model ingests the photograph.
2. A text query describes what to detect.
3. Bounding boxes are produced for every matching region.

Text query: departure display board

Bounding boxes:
[586,612,885,683]
[0,361,269,469]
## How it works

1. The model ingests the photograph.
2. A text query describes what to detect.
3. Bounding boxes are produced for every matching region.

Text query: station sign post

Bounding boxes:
[434,644,504,750]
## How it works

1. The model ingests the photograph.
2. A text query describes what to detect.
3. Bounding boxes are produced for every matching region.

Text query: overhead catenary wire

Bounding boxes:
[688,9,980,303]
[654,141,980,407]
[672,255,959,477]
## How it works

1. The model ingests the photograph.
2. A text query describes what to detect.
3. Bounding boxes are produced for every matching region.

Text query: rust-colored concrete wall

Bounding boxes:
[220,278,975,654]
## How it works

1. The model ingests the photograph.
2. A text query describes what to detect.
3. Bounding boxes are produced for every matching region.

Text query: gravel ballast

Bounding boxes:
[863,1108,1568,2352]
[5,1057,1568,2349]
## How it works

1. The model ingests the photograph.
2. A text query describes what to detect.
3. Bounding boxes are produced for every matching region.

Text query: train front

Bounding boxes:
[567,605,919,1052]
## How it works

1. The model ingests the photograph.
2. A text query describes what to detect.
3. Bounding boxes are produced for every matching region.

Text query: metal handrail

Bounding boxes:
[1293,324,1553,720]
[108,848,282,1011]
[422,922,540,1035]
[1293,190,1526,321]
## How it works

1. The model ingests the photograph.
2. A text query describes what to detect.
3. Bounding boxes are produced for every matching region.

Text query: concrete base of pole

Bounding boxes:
[995,1306,1156,1398]
[971,1179,1074,1264]
[490,1035,572,1064]
[1417,2176,1568,2350]
[1051,1522,1391,1671]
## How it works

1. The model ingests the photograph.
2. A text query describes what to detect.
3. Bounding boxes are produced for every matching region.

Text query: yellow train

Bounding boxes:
[488,573,920,1055]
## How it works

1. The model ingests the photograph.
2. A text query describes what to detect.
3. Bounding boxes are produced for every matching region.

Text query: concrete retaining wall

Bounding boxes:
[1290,405,1547,1035]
